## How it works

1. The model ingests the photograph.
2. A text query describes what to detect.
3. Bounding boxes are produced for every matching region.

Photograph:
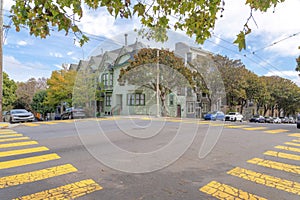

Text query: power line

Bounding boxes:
[252,31,300,54]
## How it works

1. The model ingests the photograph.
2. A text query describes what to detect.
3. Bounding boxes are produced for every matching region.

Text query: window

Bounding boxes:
[127,93,145,106]
[187,102,195,113]
[102,73,108,86]
[105,95,112,106]
[169,94,174,106]
[109,73,113,86]
[187,87,192,96]
[177,87,185,96]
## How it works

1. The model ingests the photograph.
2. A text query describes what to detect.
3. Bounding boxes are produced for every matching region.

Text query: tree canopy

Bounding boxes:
[9,0,286,49]
[118,48,207,116]
[2,72,17,111]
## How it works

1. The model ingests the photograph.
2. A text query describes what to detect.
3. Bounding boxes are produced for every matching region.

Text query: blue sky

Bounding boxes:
[3,0,300,85]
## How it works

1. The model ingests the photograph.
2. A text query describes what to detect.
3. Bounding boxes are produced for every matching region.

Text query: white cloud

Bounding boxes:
[4,55,52,82]
[67,51,74,56]
[3,0,14,10]
[213,0,300,56]
[17,40,28,46]
[49,52,63,58]
[265,70,300,86]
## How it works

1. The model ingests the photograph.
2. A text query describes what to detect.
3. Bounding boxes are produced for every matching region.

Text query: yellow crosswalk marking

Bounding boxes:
[13,179,103,200]
[0,137,30,143]
[38,121,58,125]
[0,124,8,128]
[0,141,38,149]
[0,134,23,138]
[0,164,77,189]
[243,127,267,131]
[284,142,300,147]
[292,139,300,143]
[23,123,39,127]
[275,145,300,153]
[0,153,60,169]
[225,125,249,128]
[0,131,18,135]
[288,133,300,137]
[199,181,267,200]
[209,123,225,127]
[264,129,289,134]
[227,167,300,195]
[0,146,49,158]
[264,150,300,161]
[247,157,300,174]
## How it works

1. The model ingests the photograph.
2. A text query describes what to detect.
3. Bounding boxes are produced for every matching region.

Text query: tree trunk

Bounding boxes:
[160,93,167,117]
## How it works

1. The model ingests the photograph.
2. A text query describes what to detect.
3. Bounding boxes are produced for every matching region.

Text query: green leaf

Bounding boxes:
[234,32,246,51]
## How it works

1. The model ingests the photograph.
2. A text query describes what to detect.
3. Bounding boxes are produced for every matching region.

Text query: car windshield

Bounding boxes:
[11,109,28,114]
[228,112,236,115]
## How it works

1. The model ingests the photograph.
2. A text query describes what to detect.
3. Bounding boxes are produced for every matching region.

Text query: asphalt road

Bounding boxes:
[0,117,299,200]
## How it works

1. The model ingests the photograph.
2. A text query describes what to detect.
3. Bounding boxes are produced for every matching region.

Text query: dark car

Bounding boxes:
[61,107,86,120]
[204,111,225,121]
[297,115,300,129]
[249,115,265,123]
[4,109,35,123]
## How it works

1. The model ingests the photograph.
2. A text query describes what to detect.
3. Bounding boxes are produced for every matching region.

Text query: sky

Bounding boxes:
[3,0,300,86]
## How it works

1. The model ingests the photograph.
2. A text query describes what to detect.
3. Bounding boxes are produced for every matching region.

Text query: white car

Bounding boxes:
[4,109,35,123]
[225,112,243,122]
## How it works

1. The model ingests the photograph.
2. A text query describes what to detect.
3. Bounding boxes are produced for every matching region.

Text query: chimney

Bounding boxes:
[124,34,128,46]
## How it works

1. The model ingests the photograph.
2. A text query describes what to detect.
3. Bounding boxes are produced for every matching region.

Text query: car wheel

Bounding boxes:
[9,117,13,124]
[297,124,300,129]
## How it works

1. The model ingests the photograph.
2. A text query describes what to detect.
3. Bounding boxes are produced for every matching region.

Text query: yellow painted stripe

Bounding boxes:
[57,120,74,123]
[0,164,77,188]
[23,123,39,127]
[247,157,300,174]
[0,153,60,169]
[0,146,49,158]
[275,145,300,153]
[243,127,267,131]
[264,150,300,161]
[284,142,300,147]
[0,141,38,149]
[227,167,300,195]
[209,123,225,127]
[13,179,103,200]
[198,121,211,124]
[0,137,30,143]
[0,134,23,138]
[292,139,300,143]
[264,129,289,134]
[226,125,249,128]
[0,124,8,127]
[199,181,267,200]
[0,131,17,135]
[288,133,300,137]
[38,121,58,125]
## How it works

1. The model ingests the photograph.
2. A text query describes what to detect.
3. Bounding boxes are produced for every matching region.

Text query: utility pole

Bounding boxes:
[0,0,3,122]
[156,49,160,117]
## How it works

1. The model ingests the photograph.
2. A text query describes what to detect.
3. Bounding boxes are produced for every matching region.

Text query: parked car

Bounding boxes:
[225,112,243,122]
[288,117,295,124]
[264,116,274,123]
[4,109,35,123]
[249,115,265,123]
[297,115,300,129]
[204,111,225,121]
[273,117,281,123]
[280,117,289,123]
[61,107,86,120]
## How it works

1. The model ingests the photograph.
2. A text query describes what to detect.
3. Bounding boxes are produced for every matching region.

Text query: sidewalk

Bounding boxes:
[0,122,19,129]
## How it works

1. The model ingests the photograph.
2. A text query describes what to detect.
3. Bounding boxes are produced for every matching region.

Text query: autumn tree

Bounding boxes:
[118,48,207,116]
[46,69,77,111]
[2,72,17,111]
